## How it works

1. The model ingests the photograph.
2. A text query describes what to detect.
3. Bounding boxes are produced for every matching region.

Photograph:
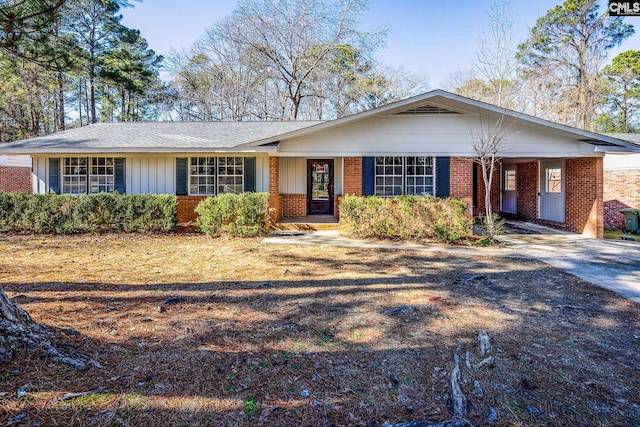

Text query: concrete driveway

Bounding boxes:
[500,222,640,304]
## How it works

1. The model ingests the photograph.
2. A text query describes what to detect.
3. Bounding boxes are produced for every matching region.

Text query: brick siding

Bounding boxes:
[281,194,307,218]
[176,195,207,223]
[449,157,474,216]
[604,169,640,230]
[474,162,501,217]
[566,157,603,238]
[343,157,362,195]
[0,166,31,192]
[268,157,281,221]
[516,162,538,222]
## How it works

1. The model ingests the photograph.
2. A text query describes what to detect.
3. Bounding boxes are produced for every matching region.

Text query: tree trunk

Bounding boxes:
[0,288,99,371]
[57,71,66,131]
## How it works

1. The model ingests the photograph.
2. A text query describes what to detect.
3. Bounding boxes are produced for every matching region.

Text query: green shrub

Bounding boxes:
[196,192,269,237]
[339,195,472,243]
[0,192,177,234]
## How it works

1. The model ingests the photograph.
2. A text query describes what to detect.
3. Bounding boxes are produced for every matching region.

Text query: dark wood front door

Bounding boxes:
[307,159,334,215]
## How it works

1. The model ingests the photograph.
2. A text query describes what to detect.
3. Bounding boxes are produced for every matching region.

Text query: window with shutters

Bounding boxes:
[188,157,244,195]
[374,156,436,196]
[61,157,117,194]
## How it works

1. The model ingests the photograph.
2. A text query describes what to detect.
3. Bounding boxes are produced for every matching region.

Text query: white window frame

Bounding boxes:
[217,157,244,195]
[188,157,244,196]
[62,157,88,194]
[546,168,562,193]
[405,156,435,196]
[89,157,115,193]
[189,157,216,196]
[374,156,436,197]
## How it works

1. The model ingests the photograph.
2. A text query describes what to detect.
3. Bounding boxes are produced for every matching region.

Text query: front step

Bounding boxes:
[274,217,342,231]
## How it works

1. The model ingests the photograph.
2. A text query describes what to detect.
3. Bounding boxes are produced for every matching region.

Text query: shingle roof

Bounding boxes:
[606,133,640,146]
[0,121,323,153]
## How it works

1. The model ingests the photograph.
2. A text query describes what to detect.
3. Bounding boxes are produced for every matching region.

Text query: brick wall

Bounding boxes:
[281,194,307,218]
[517,162,538,222]
[0,166,31,192]
[269,157,281,222]
[449,157,474,215]
[176,195,207,223]
[566,157,603,238]
[474,162,501,217]
[604,169,640,230]
[334,196,341,218]
[343,157,362,195]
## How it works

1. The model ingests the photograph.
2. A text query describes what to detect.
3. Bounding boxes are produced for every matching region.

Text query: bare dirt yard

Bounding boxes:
[0,234,639,426]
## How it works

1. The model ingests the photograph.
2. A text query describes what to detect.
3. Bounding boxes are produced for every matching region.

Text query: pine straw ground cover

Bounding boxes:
[0,234,639,427]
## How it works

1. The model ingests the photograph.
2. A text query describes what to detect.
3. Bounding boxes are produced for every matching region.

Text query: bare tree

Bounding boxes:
[470,111,512,243]
[474,0,518,108]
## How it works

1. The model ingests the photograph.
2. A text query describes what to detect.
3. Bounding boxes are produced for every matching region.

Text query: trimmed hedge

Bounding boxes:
[339,195,472,243]
[196,192,269,236]
[0,192,177,233]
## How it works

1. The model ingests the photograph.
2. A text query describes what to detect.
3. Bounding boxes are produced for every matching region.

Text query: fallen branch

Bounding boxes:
[554,305,585,310]
[57,386,109,401]
[449,353,467,418]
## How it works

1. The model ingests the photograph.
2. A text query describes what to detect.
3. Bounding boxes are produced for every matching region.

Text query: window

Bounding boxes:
[505,170,516,191]
[89,157,115,193]
[188,157,244,195]
[62,157,88,194]
[405,156,434,195]
[190,157,216,195]
[375,156,403,196]
[546,168,562,193]
[375,156,436,196]
[217,157,244,194]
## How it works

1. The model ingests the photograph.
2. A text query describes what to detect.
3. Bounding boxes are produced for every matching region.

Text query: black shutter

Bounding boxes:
[362,157,375,196]
[49,158,60,194]
[435,157,450,198]
[243,157,256,192]
[176,157,188,195]
[114,158,126,193]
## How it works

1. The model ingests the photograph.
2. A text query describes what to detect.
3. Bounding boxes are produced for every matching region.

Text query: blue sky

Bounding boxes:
[120,0,640,87]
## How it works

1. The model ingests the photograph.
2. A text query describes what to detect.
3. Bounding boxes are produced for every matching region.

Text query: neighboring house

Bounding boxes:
[603,133,640,230]
[0,90,637,238]
[0,155,31,192]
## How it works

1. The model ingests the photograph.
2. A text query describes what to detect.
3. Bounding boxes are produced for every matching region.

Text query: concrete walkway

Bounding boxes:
[263,223,640,304]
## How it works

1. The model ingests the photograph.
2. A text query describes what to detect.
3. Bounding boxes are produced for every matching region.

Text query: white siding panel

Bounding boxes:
[278,115,588,157]
[36,156,46,194]
[334,157,343,196]
[604,153,640,171]
[148,157,157,193]
[257,156,267,192]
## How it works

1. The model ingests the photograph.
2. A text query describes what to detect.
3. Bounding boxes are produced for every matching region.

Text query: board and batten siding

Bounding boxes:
[31,153,269,195]
[278,157,343,195]
[277,114,600,158]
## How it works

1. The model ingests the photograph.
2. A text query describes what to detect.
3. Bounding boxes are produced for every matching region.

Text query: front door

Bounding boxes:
[307,159,334,215]
[539,160,565,223]
[501,165,517,214]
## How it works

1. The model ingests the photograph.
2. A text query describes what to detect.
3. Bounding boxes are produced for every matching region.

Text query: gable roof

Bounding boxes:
[0,121,322,153]
[239,90,640,153]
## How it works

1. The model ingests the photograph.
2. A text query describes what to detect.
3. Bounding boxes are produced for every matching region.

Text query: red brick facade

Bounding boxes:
[449,157,474,216]
[268,157,281,222]
[604,169,640,230]
[281,194,307,218]
[343,157,363,196]
[474,162,501,217]
[0,166,31,192]
[176,195,207,223]
[516,162,538,222]
[566,157,603,238]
